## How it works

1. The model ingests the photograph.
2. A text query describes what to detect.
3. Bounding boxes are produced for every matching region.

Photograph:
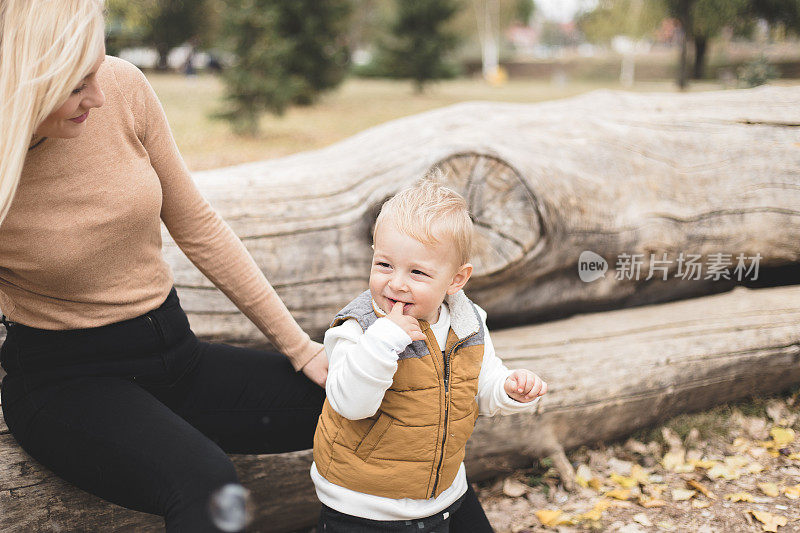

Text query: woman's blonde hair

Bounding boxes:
[375,170,474,266]
[0,0,105,225]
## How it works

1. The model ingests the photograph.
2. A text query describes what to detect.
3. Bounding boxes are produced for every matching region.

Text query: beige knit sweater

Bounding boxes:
[0,56,319,370]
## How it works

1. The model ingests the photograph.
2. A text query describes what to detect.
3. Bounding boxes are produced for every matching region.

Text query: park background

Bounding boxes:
[101,1,800,532]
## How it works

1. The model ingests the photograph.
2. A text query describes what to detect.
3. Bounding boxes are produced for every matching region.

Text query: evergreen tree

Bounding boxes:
[374,0,462,92]
[219,0,351,135]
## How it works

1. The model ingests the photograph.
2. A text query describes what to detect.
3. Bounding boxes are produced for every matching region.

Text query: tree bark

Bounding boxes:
[693,34,707,79]
[2,284,799,531]
[161,86,800,344]
[676,0,693,89]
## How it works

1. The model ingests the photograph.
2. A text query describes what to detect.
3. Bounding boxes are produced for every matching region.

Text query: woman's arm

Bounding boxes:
[110,58,323,374]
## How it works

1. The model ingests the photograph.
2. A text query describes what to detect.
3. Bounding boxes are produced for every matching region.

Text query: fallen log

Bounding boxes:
[164,86,800,343]
[3,284,799,532]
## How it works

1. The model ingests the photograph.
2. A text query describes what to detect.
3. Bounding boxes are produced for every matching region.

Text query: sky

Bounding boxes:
[535,0,597,23]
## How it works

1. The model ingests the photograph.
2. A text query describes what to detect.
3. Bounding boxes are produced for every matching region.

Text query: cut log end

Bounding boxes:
[432,152,545,277]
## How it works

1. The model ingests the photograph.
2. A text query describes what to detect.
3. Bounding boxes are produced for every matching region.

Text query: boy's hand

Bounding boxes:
[387,301,426,342]
[504,369,547,403]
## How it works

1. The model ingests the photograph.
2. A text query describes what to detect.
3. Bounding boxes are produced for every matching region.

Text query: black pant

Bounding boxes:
[0,289,494,532]
[318,495,463,533]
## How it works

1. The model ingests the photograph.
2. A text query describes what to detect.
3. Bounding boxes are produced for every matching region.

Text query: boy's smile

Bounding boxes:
[369,219,469,324]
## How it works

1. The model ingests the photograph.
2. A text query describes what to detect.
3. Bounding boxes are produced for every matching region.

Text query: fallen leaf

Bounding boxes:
[662,449,685,471]
[707,463,740,480]
[758,482,780,498]
[606,488,632,500]
[769,427,795,448]
[783,485,800,499]
[630,464,649,484]
[610,472,637,489]
[747,462,766,474]
[689,458,719,469]
[579,499,612,521]
[671,489,696,501]
[656,520,677,531]
[535,509,562,527]
[633,513,653,527]
[787,453,800,461]
[502,478,528,497]
[575,464,592,488]
[638,496,667,508]
[687,479,716,499]
[691,499,711,509]
[749,510,788,532]
[725,492,756,502]
[724,455,750,469]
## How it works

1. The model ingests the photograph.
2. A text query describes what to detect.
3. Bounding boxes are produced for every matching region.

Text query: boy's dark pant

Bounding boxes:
[319,494,463,533]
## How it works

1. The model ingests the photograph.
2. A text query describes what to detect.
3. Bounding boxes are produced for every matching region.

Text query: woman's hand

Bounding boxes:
[301,343,328,388]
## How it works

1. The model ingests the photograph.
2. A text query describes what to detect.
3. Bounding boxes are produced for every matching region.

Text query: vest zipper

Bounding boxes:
[430,330,477,497]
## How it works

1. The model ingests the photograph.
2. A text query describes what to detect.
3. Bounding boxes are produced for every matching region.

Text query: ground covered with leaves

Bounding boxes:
[479,388,800,532]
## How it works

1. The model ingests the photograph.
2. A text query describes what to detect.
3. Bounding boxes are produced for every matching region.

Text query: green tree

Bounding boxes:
[106,0,211,69]
[748,0,800,32]
[373,0,463,92]
[515,0,536,24]
[218,0,351,135]
[578,0,665,44]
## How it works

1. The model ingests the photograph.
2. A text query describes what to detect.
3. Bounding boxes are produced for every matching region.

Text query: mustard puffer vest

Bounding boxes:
[313,289,485,500]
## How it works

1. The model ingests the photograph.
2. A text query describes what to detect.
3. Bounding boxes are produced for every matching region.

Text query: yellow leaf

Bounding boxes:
[687,479,716,499]
[758,482,780,498]
[689,458,719,469]
[662,449,685,471]
[783,485,800,500]
[725,492,755,502]
[575,464,592,488]
[638,496,667,508]
[749,510,788,532]
[579,499,612,521]
[606,488,631,500]
[724,455,750,469]
[535,509,562,527]
[630,464,649,484]
[707,464,740,480]
[747,462,765,474]
[671,489,696,501]
[610,472,637,489]
[691,499,711,509]
[770,427,795,448]
[787,453,800,461]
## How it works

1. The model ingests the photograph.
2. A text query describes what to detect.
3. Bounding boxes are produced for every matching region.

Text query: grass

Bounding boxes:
[149,73,729,171]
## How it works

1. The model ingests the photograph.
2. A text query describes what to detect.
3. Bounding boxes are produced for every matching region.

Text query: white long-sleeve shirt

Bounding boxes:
[310,301,540,520]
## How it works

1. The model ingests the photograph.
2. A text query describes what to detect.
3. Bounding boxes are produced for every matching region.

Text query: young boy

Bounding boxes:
[311,178,547,532]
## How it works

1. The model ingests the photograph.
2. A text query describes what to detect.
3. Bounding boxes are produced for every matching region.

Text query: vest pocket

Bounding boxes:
[354,411,394,461]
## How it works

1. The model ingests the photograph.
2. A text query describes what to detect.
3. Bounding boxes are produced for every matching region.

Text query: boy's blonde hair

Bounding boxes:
[375,171,473,266]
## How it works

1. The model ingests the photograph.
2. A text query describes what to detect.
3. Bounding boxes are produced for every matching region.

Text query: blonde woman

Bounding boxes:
[0,1,498,531]
[0,1,329,531]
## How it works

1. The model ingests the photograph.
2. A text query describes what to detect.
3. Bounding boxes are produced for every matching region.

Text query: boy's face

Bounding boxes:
[369,221,470,324]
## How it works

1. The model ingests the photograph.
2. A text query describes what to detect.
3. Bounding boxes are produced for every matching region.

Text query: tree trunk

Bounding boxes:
[3,284,799,532]
[676,0,693,89]
[160,86,800,344]
[693,34,707,79]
